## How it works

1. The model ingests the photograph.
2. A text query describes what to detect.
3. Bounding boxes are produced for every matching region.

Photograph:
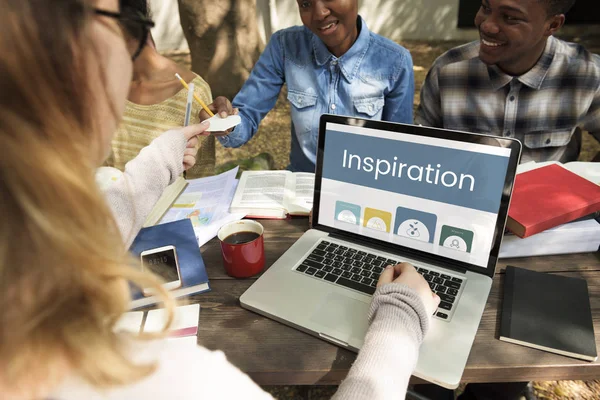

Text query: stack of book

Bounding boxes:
[499,161,600,258]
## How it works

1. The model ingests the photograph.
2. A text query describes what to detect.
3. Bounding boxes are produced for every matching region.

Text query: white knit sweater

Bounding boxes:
[49,131,428,399]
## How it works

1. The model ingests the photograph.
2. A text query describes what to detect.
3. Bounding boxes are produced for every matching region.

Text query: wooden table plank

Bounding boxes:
[193,279,357,385]
[200,219,600,280]
[195,271,600,385]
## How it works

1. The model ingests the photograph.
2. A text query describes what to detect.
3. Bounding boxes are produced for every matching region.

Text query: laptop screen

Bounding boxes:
[316,119,519,271]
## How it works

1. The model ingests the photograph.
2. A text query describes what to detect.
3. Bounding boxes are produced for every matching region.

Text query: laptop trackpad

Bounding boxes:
[310,293,369,343]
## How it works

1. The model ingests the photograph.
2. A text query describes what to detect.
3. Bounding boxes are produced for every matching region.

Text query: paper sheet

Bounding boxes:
[114,311,144,333]
[194,179,246,247]
[159,167,246,246]
[144,304,200,337]
[161,167,238,228]
[205,114,241,132]
[516,161,600,184]
[165,335,199,348]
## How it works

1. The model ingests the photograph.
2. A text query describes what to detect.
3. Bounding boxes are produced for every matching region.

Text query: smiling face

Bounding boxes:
[297,0,359,57]
[474,0,564,75]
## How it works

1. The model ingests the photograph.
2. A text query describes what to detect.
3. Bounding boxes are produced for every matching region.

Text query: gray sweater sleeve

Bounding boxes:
[332,283,430,400]
[104,130,186,248]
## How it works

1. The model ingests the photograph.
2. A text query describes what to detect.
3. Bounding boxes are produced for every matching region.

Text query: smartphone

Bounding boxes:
[140,245,182,295]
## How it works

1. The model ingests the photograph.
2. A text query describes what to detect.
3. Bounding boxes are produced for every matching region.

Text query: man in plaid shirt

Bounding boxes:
[416,1,598,399]
[416,0,600,164]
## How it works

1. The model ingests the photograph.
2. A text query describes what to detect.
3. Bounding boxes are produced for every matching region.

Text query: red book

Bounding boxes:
[506,164,600,238]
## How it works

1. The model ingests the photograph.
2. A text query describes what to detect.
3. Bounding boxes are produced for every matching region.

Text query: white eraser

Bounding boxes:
[205,114,241,132]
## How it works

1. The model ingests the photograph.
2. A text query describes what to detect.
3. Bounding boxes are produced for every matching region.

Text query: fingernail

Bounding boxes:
[385,265,392,270]
[220,112,227,118]
[201,120,210,126]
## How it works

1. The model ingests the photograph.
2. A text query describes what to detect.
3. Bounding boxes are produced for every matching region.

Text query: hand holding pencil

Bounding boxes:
[175,74,239,137]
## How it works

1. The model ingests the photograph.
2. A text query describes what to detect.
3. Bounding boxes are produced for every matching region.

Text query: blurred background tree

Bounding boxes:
[177,0,264,99]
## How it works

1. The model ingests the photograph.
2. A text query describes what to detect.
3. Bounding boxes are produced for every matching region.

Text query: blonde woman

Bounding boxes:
[0,1,439,399]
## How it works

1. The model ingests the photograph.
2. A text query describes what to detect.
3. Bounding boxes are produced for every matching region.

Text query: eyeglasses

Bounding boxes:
[93,8,155,61]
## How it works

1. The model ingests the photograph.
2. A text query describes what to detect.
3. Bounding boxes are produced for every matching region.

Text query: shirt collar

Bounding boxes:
[487,36,556,91]
[312,16,371,82]
[517,36,556,89]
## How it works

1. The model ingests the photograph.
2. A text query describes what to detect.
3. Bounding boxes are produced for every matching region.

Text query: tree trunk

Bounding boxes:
[178,0,263,100]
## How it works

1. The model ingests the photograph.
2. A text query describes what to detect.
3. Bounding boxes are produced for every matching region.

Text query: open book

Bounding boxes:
[229,171,315,219]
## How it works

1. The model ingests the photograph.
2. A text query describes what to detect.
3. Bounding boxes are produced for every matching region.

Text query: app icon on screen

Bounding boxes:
[394,207,438,243]
[335,201,361,225]
[439,225,474,253]
[363,208,392,233]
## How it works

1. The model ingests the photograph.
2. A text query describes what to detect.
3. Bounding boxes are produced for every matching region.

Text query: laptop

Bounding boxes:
[240,114,522,389]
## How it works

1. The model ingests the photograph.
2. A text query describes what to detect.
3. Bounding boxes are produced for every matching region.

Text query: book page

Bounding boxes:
[160,167,238,228]
[194,179,246,247]
[231,171,291,211]
[286,172,315,215]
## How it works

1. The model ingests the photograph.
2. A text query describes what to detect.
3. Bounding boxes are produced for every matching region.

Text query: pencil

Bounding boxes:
[184,82,194,126]
[175,73,214,117]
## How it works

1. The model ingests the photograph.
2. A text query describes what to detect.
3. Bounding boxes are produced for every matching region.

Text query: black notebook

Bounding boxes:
[500,266,597,361]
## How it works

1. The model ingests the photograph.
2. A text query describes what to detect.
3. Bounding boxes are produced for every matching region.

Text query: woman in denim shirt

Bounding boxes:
[207,0,415,172]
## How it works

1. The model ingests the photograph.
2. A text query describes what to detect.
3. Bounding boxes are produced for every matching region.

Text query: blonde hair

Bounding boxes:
[0,0,173,394]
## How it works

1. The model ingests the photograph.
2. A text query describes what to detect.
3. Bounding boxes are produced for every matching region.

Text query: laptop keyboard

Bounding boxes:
[294,240,465,321]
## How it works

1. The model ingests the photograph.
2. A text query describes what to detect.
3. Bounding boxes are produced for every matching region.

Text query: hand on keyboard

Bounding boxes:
[377,263,441,316]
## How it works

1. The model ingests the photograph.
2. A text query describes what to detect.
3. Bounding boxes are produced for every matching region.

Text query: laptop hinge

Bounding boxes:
[328,231,468,274]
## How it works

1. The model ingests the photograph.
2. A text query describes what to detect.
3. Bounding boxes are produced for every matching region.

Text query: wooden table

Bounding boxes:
[194,218,600,385]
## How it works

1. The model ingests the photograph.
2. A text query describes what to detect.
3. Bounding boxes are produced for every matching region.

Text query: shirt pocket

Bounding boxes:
[287,89,318,134]
[523,129,574,149]
[353,96,385,118]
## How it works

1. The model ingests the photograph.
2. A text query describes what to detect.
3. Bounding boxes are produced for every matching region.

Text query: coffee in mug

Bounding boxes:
[217,220,265,278]
[222,231,261,245]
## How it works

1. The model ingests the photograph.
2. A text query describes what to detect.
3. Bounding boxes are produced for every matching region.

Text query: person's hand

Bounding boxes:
[199,96,239,137]
[181,122,210,171]
[377,262,440,316]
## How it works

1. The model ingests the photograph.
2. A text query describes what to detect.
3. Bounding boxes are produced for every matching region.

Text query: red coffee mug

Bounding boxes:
[217,220,265,278]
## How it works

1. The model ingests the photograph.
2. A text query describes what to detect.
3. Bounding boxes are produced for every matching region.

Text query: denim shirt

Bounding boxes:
[219,17,415,172]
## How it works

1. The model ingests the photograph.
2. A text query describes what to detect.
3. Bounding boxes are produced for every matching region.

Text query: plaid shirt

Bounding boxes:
[416,36,600,163]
